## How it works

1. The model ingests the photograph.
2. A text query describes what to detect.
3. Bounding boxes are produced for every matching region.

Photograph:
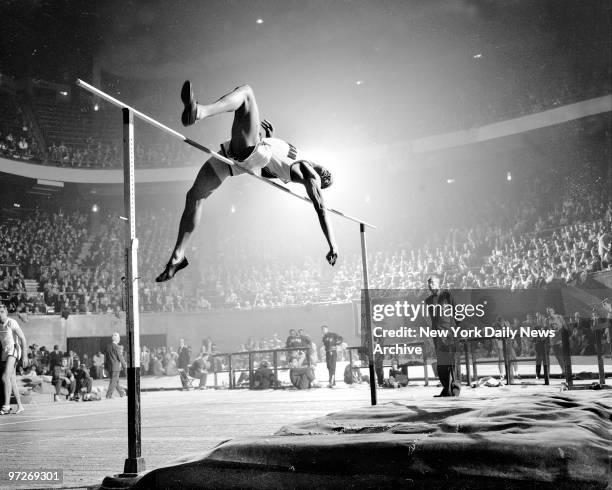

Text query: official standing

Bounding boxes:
[425,275,461,397]
[105,332,127,399]
[321,325,343,387]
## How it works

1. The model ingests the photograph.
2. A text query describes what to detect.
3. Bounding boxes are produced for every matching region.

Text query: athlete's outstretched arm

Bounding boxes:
[299,161,338,266]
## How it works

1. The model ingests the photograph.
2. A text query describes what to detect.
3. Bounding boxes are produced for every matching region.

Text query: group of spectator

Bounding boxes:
[1,194,610,317]
[0,92,38,161]
[1,68,607,169]
[17,338,220,398]
[1,88,611,316]
[227,326,351,390]
[22,343,105,380]
[45,136,198,169]
[0,130,36,160]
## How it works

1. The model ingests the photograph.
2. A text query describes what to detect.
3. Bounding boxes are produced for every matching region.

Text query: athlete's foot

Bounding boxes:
[156,257,189,282]
[181,81,198,126]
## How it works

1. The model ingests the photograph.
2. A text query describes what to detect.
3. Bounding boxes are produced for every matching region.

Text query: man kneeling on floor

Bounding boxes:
[189,352,210,389]
[289,351,316,389]
[74,363,93,400]
[252,360,277,389]
[52,357,76,402]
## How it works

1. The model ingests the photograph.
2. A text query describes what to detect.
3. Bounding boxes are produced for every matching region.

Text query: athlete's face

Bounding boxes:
[0,306,7,322]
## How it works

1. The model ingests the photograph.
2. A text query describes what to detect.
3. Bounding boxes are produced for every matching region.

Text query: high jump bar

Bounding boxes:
[76,79,376,229]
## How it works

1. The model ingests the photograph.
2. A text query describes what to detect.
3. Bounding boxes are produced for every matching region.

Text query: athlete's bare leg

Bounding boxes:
[182,82,261,159]
[9,360,23,412]
[1,356,15,412]
[156,158,230,282]
[156,83,263,282]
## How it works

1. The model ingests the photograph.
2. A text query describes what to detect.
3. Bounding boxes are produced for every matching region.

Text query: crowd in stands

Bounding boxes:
[0,68,608,170]
[409,66,611,139]
[0,130,37,160]
[45,136,198,169]
[1,170,610,315]
[0,92,39,161]
[1,76,611,315]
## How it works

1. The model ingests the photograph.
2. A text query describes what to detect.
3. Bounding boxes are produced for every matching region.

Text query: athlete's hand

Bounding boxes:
[261,119,274,138]
[326,248,338,267]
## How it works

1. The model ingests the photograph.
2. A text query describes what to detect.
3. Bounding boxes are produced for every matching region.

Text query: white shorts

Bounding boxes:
[220,140,273,175]
[220,138,298,184]
[1,344,19,362]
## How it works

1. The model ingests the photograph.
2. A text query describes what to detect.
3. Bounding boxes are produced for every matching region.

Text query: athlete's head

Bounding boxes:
[313,164,333,189]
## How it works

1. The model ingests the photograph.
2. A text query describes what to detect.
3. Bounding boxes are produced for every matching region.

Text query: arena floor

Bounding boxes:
[1,365,602,490]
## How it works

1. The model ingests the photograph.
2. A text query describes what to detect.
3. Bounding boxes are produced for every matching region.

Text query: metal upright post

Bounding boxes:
[561,327,573,389]
[544,341,550,385]
[122,108,145,475]
[595,328,605,385]
[360,223,377,406]
[502,339,512,385]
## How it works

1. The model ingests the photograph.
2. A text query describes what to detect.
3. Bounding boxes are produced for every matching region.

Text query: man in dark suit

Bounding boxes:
[48,345,63,372]
[177,338,190,371]
[321,325,343,387]
[425,275,461,397]
[105,332,127,399]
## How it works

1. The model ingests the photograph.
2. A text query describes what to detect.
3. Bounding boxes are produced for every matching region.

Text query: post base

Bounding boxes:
[100,473,140,489]
[124,456,146,474]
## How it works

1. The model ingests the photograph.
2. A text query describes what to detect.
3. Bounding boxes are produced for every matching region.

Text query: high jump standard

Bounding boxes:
[76,78,377,478]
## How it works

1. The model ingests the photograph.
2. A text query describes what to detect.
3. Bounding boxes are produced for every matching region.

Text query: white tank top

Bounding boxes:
[220,137,301,184]
[0,318,21,356]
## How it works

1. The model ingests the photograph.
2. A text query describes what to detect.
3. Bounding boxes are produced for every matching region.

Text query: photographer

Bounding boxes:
[189,352,210,389]
[289,351,316,389]
[74,363,93,401]
[252,360,276,390]
[52,357,76,402]
[388,360,408,388]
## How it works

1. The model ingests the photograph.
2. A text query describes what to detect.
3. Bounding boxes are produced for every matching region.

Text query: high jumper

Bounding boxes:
[156,82,338,282]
